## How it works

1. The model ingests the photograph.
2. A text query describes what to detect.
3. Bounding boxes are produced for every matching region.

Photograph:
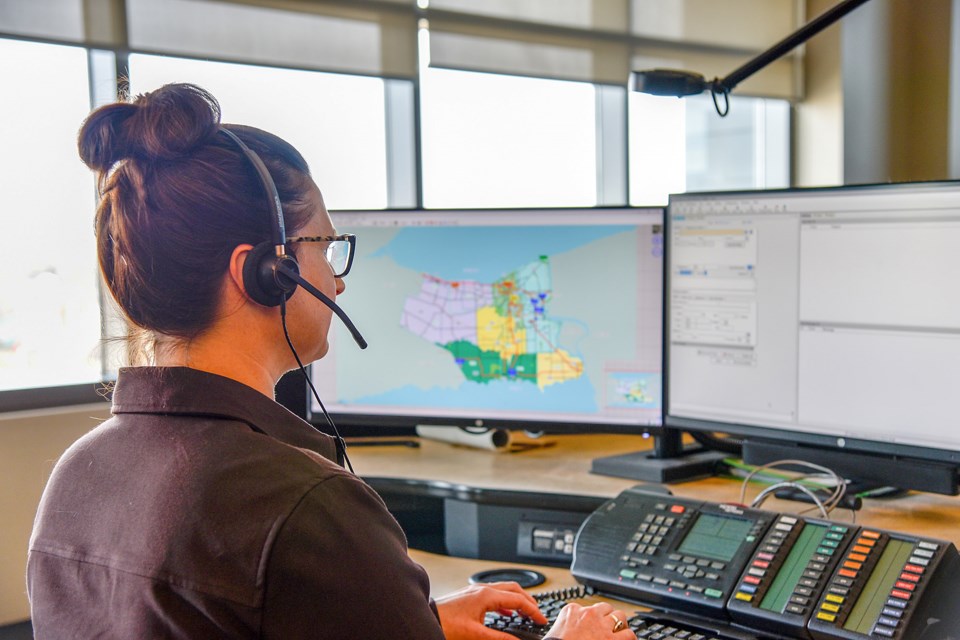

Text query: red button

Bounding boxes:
[754,560,770,569]
[899,572,920,583]
[894,581,916,592]
[891,589,912,600]
[744,576,762,585]
[670,505,685,514]
[903,564,925,574]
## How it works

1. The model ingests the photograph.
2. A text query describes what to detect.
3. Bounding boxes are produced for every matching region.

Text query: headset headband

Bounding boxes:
[219,128,287,257]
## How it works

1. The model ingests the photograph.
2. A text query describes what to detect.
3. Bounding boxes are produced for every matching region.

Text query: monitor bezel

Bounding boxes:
[294,205,667,437]
[662,180,960,467]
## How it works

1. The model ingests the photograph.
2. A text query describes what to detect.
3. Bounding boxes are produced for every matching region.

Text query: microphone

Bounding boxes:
[276,263,368,349]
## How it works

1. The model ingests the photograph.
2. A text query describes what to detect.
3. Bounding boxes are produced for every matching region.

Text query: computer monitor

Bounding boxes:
[299,207,664,435]
[664,181,960,495]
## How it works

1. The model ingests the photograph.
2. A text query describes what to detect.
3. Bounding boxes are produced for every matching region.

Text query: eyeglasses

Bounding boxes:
[287,233,356,278]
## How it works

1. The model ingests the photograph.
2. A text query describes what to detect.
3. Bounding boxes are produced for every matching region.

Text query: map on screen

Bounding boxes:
[310,209,663,428]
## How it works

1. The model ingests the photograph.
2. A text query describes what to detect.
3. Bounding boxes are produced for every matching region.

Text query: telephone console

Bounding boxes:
[569,486,959,639]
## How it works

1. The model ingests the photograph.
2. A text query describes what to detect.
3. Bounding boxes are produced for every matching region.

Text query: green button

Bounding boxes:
[826,533,844,541]
[704,588,723,599]
[746,535,756,542]
[817,547,835,556]
[822,539,840,548]
[619,569,637,580]
[830,525,849,533]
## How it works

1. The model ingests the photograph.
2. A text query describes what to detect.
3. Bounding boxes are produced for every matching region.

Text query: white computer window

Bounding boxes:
[668,185,960,455]
[668,209,800,424]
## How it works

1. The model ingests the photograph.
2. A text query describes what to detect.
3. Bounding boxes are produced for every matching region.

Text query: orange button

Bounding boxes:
[862,530,881,539]
[848,553,867,562]
[843,561,863,571]
[857,538,877,548]
[853,545,872,554]
[839,569,858,579]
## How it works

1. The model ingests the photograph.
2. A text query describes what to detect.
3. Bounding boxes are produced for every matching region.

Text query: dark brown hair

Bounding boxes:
[78,83,314,362]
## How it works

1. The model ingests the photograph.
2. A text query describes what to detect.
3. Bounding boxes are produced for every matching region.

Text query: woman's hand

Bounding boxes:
[544,602,635,640]
[435,581,547,640]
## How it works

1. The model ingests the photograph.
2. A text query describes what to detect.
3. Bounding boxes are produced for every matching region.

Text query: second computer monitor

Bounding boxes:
[665,181,960,492]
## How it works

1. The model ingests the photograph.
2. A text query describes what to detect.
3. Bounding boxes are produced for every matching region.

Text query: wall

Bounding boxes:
[889,0,951,182]
[796,0,952,186]
[0,405,111,625]
[795,0,844,187]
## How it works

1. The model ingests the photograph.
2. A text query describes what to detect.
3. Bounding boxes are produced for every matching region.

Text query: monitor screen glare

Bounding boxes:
[310,208,664,431]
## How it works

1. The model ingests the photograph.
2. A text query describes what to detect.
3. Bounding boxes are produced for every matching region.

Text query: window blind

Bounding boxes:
[427,0,802,97]
[0,0,86,42]
[127,0,417,77]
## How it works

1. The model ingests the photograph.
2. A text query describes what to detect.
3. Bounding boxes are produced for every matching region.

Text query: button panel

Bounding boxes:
[727,517,852,636]
[809,533,943,640]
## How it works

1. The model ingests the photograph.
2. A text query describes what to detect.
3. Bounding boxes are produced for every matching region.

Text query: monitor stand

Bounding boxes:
[590,429,728,483]
[742,438,960,496]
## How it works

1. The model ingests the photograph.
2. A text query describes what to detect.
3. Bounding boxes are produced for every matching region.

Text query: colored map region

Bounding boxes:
[400,256,583,390]
[606,372,661,409]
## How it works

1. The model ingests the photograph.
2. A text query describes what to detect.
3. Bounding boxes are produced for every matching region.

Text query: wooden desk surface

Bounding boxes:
[351,433,960,545]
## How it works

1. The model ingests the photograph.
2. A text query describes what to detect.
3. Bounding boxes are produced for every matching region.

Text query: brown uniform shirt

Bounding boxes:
[27,366,446,639]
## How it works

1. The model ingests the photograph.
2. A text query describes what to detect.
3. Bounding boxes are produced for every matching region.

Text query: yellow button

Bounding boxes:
[825,594,845,604]
[821,603,840,613]
[817,612,837,622]
[735,592,753,602]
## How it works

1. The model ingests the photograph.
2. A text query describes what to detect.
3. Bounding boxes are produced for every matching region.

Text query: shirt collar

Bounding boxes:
[110,366,338,462]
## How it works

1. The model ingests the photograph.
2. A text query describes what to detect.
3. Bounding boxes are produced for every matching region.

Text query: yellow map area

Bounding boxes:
[477,306,526,357]
[536,351,583,390]
[476,305,582,390]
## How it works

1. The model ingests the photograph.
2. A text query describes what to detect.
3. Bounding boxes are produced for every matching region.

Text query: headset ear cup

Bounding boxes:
[242,242,299,307]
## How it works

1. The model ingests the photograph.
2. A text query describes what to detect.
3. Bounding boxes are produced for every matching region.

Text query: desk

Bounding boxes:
[350,433,960,547]
[357,434,960,638]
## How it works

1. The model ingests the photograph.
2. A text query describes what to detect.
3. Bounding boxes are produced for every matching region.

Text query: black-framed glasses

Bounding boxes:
[287,233,356,278]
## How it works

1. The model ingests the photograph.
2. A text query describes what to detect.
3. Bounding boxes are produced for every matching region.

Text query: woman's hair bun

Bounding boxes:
[78,83,222,172]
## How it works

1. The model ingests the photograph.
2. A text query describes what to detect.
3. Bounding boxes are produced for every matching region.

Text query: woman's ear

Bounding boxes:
[228,244,256,301]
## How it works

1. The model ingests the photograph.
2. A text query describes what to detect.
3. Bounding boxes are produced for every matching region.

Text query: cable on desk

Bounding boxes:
[729,458,855,520]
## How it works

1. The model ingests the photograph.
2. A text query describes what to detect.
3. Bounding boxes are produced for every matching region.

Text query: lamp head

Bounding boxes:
[629,69,712,97]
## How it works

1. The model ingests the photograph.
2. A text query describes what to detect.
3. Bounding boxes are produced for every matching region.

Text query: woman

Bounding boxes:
[27,83,633,639]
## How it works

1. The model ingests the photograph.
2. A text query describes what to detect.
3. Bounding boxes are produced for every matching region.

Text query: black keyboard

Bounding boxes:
[485,591,763,640]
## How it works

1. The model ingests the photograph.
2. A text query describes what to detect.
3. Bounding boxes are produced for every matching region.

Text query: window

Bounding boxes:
[0,39,102,393]
[420,67,597,209]
[0,1,796,407]
[629,93,791,205]
[129,55,389,211]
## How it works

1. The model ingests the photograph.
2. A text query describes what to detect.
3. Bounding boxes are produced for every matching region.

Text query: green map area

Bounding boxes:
[401,256,584,390]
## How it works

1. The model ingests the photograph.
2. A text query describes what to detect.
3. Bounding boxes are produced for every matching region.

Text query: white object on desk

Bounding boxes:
[415,425,555,451]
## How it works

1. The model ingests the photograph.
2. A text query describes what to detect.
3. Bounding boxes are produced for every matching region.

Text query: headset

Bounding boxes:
[219,127,367,470]
[218,128,367,349]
